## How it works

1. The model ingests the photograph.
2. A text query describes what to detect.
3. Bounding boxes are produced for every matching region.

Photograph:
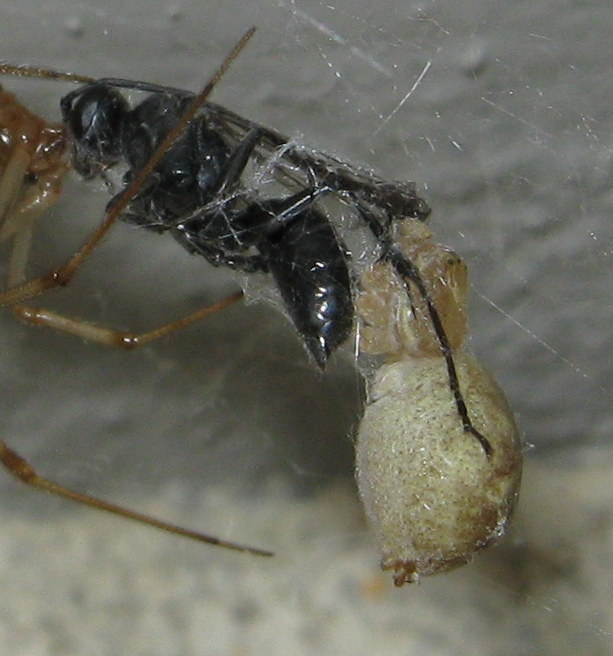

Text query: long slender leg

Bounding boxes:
[5,169,245,348]
[10,291,244,348]
[0,439,271,556]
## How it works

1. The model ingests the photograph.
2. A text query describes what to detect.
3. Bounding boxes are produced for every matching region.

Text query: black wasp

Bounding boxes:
[0,27,493,560]
[55,52,429,367]
[53,36,495,453]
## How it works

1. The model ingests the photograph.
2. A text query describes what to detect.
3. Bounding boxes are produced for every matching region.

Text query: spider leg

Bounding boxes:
[10,291,244,348]
[351,195,492,455]
[0,439,271,556]
[386,245,492,456]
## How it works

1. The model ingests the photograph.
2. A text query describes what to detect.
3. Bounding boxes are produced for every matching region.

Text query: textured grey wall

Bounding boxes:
[1,1,610,655]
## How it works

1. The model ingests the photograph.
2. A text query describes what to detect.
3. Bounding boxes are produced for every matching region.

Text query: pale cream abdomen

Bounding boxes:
[356,353,522,584]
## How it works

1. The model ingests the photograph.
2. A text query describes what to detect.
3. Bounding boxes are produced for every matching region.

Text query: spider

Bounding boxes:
[0,27,522,582]
[356,219,522,585]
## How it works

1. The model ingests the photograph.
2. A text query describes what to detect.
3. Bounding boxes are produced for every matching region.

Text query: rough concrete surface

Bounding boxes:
[0,1,611,655]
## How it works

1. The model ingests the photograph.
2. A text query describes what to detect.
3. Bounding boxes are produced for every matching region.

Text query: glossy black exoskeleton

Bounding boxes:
[0,31,495,565]
[59,76,429,367]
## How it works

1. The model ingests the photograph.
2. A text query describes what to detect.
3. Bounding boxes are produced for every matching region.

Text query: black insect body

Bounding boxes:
[60,80,359,366]
[178,189,355,366]
[0,29,522,581]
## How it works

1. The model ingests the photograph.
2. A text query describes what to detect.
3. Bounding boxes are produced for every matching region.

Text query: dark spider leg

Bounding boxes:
[355,200,492,456]
[174,184,335,265]
[386,246,492,456]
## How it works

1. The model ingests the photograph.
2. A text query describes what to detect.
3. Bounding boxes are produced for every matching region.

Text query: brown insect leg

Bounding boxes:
[10,290,244,348]
[0,439,272,556]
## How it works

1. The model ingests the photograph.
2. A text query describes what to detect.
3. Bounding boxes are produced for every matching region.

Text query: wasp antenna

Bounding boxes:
[0,62,94,84]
